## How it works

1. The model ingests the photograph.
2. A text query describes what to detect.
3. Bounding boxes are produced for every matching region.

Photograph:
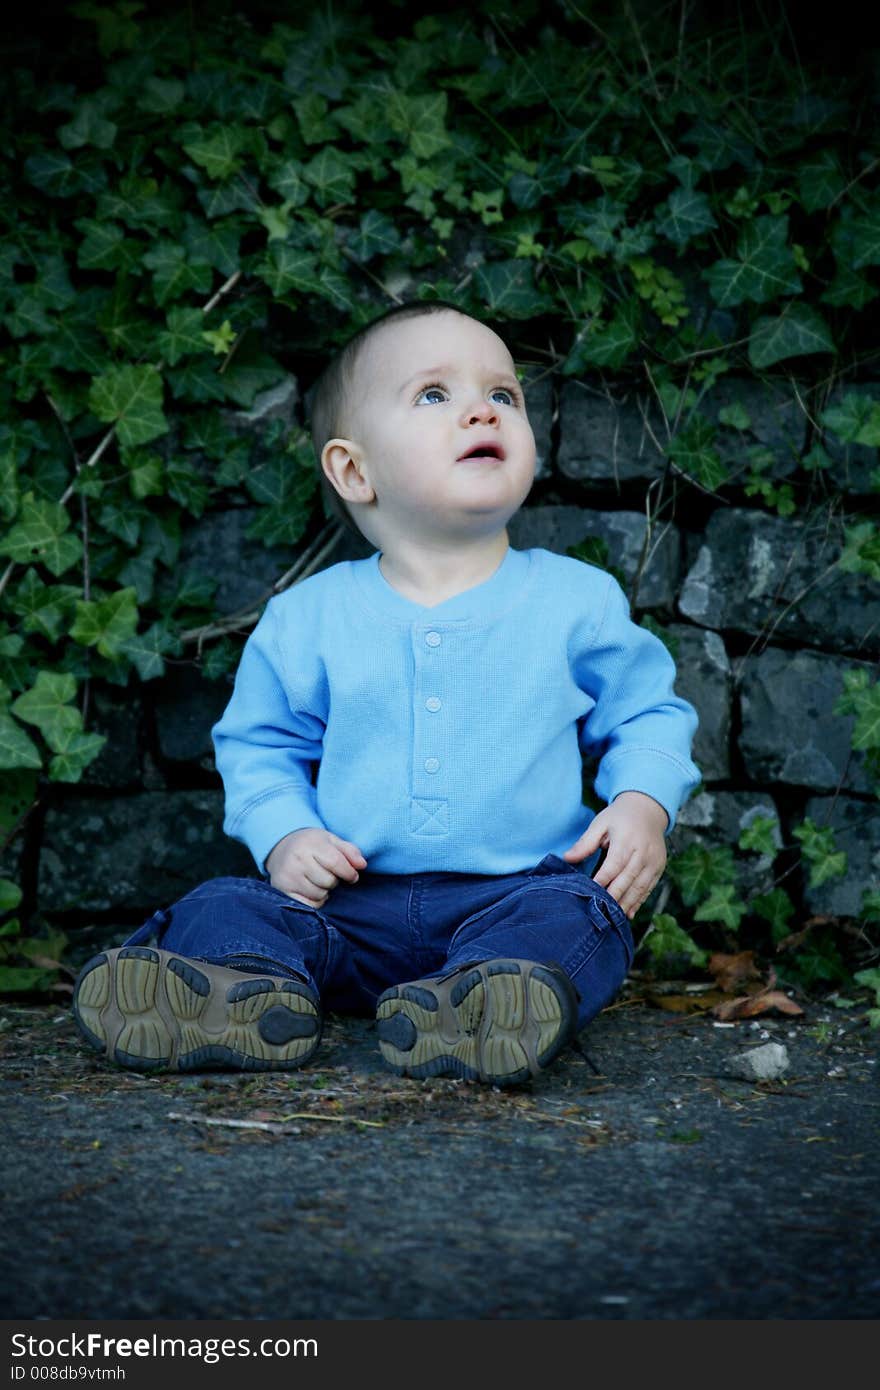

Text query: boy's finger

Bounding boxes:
[562,823,605,862]
[313,846,360,884]
[329,834,368,867]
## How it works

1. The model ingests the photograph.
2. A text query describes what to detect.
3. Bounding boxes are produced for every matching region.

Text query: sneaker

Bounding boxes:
[375,958,578,1086]
[72,946,322,1073]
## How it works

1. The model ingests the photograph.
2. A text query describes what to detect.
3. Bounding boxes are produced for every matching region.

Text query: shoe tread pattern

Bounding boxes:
[72,948,320,1073]
[376,958,576,1086]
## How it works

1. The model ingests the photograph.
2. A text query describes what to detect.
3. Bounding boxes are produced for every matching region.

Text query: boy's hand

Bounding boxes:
[265,828,367,908]
[562,791,668,920]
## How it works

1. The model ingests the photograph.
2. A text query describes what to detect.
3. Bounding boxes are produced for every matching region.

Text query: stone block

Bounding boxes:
[803,795,880,918]
[666,626,731,782]
[81,689,142,789]
[508,504,680,609]
[557,381,666,488]
[38,791,256,914]
[153,666,230,767]
[702,376,805,480]
[178,509,293,618]
[679,507,880,656]
[739,647,875,793]
[670,790,782,897]
[521,367,554,481]
[224,376,299,433]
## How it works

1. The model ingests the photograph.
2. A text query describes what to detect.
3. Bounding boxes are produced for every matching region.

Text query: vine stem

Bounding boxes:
[179,521,344,653]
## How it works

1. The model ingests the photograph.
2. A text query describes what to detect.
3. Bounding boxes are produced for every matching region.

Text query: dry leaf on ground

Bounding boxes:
[707,951,762,992]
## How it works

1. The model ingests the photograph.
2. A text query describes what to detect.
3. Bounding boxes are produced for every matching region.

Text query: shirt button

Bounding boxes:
[425,697,442,712]
[424,757,440,773]
[425,631,441,647]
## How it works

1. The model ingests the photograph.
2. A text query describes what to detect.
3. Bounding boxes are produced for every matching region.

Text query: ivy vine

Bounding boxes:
[1,1,878,994]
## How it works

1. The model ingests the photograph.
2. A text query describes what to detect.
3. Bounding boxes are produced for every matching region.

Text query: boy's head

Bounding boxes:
[309,301,535,551]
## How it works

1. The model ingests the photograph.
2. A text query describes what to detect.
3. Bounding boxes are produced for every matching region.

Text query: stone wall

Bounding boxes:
[22,371,880,932]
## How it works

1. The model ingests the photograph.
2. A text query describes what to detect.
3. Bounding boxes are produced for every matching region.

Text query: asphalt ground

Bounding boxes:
[2,980,878,1324]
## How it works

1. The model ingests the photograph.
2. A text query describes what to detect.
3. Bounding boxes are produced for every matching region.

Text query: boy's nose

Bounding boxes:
[462,399,499,425]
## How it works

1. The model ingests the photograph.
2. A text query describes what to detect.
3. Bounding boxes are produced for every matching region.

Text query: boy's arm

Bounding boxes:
[563,572,701,918]
[211,599,329,874]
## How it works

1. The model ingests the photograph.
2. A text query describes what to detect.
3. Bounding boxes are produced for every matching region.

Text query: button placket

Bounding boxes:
[412,624,448,803]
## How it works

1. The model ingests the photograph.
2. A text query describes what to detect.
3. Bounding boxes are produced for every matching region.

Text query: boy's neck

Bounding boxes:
[377,530,510,607]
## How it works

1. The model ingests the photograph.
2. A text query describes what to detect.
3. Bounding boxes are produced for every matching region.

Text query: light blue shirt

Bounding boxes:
[212,546,701,875]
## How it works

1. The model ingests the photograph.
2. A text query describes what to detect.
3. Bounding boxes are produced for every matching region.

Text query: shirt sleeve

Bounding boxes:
[572,571,701,832]
[211,597,327,873]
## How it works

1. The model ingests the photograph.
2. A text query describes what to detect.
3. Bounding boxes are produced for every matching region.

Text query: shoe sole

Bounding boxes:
[375,958,577,1086]
[72,946,321,1073]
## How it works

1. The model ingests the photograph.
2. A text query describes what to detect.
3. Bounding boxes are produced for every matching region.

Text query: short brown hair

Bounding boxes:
[308,299,477,538]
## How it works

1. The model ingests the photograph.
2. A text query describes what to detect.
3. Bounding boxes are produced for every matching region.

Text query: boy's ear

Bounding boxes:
[321,438,376,505]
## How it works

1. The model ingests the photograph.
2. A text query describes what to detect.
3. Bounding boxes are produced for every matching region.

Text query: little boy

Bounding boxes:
[73,301,700,1086]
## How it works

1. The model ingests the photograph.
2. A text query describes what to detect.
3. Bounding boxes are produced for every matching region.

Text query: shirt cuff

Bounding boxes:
[229,792,326,875]
[597,752,701,834]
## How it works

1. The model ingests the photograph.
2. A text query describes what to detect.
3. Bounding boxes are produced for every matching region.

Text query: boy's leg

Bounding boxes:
[376,855,633,1085]
[72,877,352,1074]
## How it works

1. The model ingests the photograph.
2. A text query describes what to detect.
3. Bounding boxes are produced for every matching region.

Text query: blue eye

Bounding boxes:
[491,387,517,405]
[417,383,450,405]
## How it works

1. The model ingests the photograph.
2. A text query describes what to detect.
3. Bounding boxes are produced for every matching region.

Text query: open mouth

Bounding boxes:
[457,442,505,461]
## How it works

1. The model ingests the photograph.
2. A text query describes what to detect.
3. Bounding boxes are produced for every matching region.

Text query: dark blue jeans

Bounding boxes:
[122,854,634,1032]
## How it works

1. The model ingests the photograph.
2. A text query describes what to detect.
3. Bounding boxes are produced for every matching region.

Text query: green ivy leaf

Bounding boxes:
[821,394,880,447]
[70,587,139,659]
[704,215,802,306]
[473,260,554,319]
[118,622,182,680]
[666,416,728,491]
[849,195,880,270]
[7,294,54,341]
[575,301,640,369]
[386,90,449,159]
[796,149,845,212]
[694,882,747,931]
[124,452,164,500]
[58,99,117,151]
[142,241,213,306]
[88,364,168,447]
[158,306,210,366]
[738,814,780,855]
[0,877,22,913]
[838,522,880,581]
[181,123,249,181]
[165,459,210,516]
[833,668,880,750]
[293,91,337,145]
[74,219,127,272]
[138,75,186,114]
[0,714,42,771]
[753,888,795,937]
[668,843,736,906]
[302,146,358,207]
[11,670,80,746]
[348,210,402,263]
[793,818,848,887]
[748,302,835,368]
[0,494,82,577]
[48,728,108,782]
[8,570,78,643]
[254,245,320,297]
[645,912,708,967]
[655,187,717,249]
[24,151,80,197]
[266,158,311,207]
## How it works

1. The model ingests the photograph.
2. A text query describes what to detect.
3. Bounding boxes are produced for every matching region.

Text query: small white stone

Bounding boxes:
[729,1041,790,1082]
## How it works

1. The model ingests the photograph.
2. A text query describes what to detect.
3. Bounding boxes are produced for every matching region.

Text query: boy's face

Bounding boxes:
[336,311,536,543]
